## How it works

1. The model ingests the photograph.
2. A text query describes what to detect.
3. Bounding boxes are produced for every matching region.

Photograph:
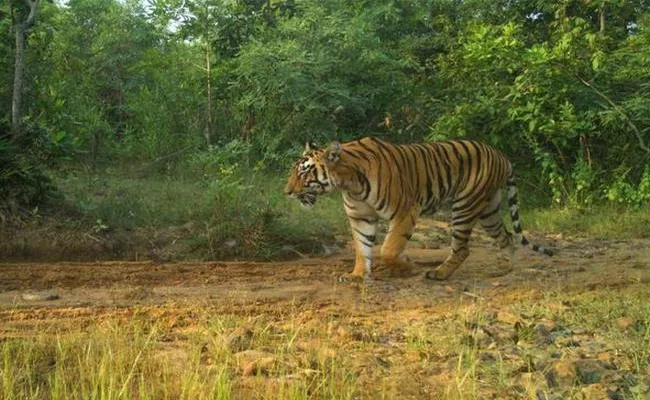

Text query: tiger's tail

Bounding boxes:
[506,167,553,257]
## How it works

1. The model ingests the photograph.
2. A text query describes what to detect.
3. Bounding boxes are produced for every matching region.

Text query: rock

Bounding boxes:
[462,328,492,348]
[235,350,277,376]
[615,317,635,331]
[595,352,616,369]
[321,244,341,256]
[534,319,557,335]
[242,358,276,376]
[579,383,609,400]
[285,369,320,380]
[555,336,581,348]
[22,292,60,301]
[575,359,605,384]
[223,239,238,248]
[546,359,577,388]
[224,326,254,352]
[473,328,492,347]
[520,371,547,390]
[495,311,521,326]
[534,320,557,344]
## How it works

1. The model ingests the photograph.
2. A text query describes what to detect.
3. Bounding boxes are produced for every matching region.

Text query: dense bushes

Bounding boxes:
[0,125,59,218]
[1,0,649,213]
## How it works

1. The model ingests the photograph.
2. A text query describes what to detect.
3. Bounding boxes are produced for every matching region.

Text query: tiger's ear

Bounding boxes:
[325,141,341,164]
[303,141,318,155]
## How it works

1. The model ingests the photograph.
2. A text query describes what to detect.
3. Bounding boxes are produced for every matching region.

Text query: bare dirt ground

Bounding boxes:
[2,221,650,399]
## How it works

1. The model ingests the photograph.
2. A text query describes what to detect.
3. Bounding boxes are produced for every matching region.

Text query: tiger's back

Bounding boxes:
[339,138,512,219]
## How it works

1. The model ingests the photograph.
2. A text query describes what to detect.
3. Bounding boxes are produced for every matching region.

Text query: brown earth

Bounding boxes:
[2,221,648,312]
[2,220,650,398]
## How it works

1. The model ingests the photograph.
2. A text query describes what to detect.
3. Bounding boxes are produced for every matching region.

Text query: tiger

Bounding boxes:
[284,137,552,282]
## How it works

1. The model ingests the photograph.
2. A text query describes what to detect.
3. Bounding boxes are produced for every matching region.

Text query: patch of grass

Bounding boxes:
[0,318,231,400]
[1,166,350,261]
[5,156,650,261]
[0,307,362,400]
[522,205,650,239]
[2,286,650,399]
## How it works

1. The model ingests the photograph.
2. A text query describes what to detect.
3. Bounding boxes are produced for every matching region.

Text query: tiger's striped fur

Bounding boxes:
[284,137,552,282]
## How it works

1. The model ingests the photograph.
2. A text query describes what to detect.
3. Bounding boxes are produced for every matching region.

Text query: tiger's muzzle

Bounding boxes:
[284,181,325,208]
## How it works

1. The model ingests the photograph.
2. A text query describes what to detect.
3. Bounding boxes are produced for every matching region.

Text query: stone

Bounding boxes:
[235,350,277,376]
[495,311,521,326]
[615,317,635,331]
[473,328,492,347]
[575,359,605,384]
[595,352,616,369]
[579,383,609,400]
[21,292,60,301]
[224,326,254,352]
[241,357,276,376]
[546,359,577,388]
[555,336,582,348]
[520,371,547,390]
[534,319,557,335]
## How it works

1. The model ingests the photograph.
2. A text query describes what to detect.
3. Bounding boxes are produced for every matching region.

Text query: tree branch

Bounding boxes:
[576,74,650,156]
[23,0,39,29]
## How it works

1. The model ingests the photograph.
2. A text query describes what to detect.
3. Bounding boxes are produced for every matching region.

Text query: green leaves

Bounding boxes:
[430,1,650,206]
[2,0,650,210]
[231,0,427,150]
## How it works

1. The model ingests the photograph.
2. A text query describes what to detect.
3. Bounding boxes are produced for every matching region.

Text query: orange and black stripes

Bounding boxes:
[284,137,552,281]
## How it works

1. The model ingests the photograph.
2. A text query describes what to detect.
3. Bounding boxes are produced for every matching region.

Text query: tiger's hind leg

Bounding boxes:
[479,189,515,258]
[379,205,418,278]
[425,205,478,280]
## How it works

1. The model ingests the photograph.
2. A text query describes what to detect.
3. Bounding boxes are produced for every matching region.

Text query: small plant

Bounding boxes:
[606,165,650,206]
[92,218,109,233]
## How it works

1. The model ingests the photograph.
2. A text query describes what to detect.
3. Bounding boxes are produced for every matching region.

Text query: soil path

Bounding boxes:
[2,221,649,336]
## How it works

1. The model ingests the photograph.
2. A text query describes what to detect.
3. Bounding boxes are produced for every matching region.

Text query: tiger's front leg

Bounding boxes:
[338,216,377,283]
[380,205,418,278]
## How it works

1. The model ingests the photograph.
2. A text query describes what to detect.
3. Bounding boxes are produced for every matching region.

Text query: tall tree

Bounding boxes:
[11,0,40,140]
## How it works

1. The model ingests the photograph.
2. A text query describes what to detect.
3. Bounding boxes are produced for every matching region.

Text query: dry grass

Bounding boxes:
[1,284,649,400]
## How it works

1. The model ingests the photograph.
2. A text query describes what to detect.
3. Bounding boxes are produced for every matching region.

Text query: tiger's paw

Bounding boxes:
[424,264,457,281]
[424,270,445,280]
[338,272,365,284]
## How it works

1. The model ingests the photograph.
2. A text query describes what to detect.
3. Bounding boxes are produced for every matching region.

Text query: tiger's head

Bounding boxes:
[284,141,343,208]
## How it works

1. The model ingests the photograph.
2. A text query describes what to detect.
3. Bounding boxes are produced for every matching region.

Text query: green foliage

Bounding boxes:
[0,148,56,216]
[0,124,60,216]
[232,0,438,154]
[2,0,650,235]
[30,0,205,162]
[51,166,345,260]
[606,166,650,206]
[431,3,650,206]
[182,140,253,179]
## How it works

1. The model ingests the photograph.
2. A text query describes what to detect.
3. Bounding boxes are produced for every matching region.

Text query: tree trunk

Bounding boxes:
[12,23,26,140]
[11,0,39,141]
[599,5,605,33]
[204,41,213,147]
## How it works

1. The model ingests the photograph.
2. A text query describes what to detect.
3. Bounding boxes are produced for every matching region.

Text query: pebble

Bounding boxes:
[224,326,254,352]
[21,293,60,301]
